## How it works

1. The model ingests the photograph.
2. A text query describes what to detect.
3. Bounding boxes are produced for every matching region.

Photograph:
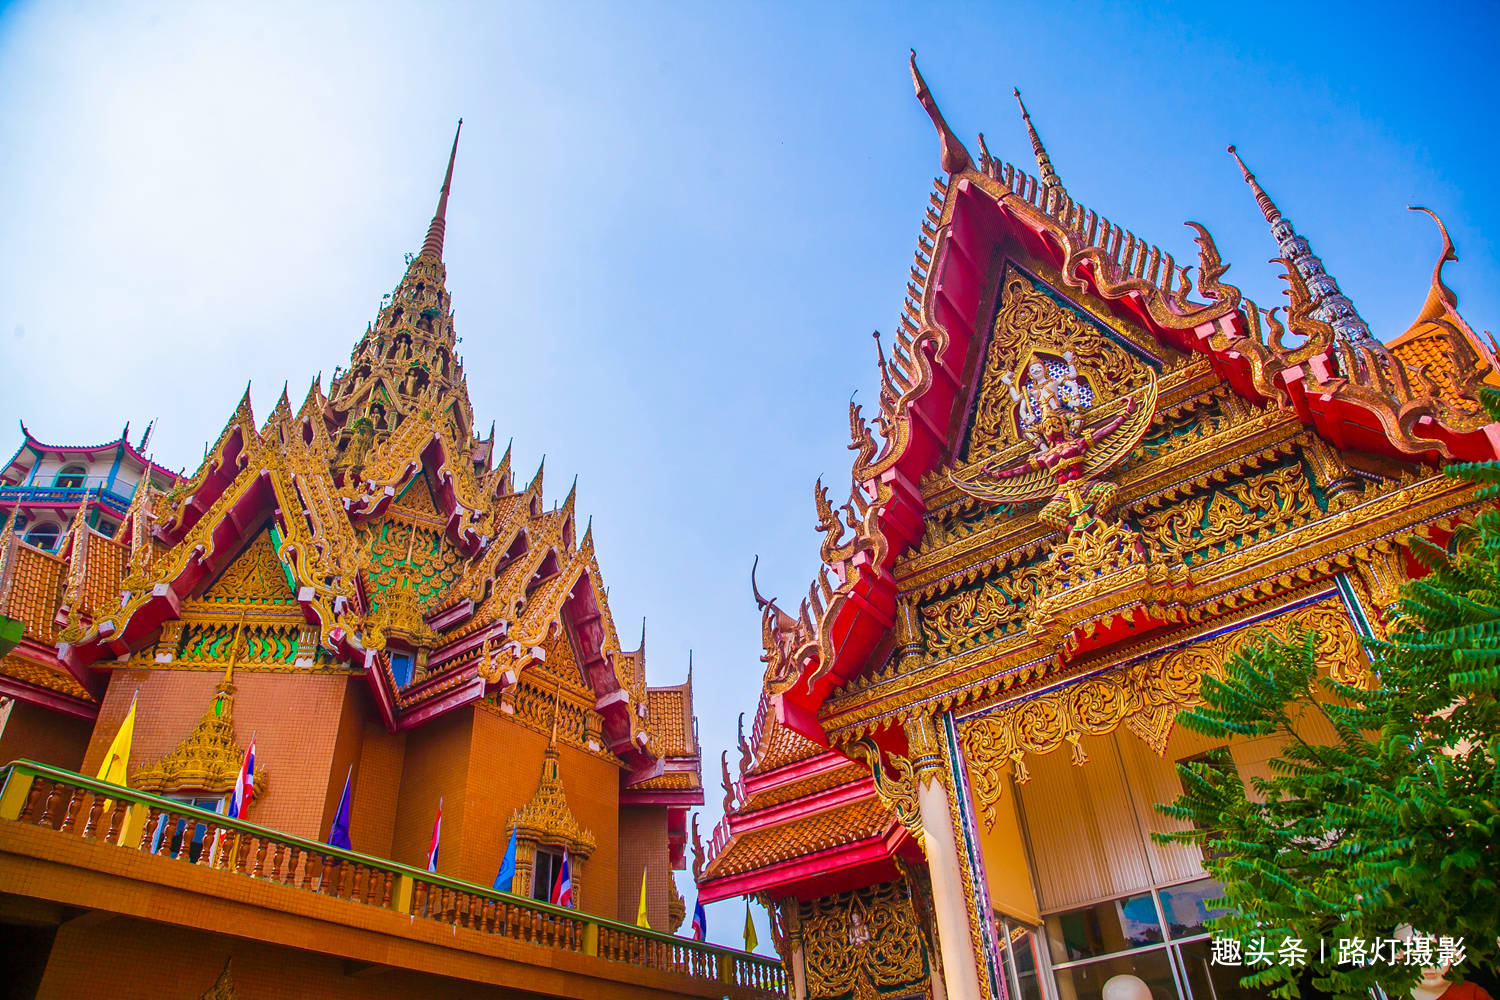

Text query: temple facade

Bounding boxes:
[0,125,792,1000]
[697,59,1499,1000]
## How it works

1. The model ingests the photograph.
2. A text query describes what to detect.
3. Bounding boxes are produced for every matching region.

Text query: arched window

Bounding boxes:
[53,464,87,489]
[24,523,61,551]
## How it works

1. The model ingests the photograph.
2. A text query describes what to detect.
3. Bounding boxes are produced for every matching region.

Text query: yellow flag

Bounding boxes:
[96,693,137,787]
[635,867,650,928]
[743,899,758,952]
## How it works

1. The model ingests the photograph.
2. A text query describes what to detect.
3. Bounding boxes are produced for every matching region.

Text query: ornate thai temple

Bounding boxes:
[0,124,788,999]
[696,57,1499,1000]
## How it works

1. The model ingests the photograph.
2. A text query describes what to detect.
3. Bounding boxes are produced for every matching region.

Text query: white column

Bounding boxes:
[918,777,985,1000]
[905,713,985,1000]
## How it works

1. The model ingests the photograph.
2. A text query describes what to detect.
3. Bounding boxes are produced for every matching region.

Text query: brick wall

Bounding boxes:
[617,806,670,931]
[0,700,91,771]
[82,668,354,840]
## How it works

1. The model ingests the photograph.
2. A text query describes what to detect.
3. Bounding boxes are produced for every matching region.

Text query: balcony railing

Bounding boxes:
[0,760,786,998]
[0,482,133,516]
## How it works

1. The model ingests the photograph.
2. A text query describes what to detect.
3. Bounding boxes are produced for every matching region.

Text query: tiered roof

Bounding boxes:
[0,123,701,800]
[700,52,1500,901]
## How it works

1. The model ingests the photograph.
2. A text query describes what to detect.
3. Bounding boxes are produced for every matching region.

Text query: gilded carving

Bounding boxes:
[133,673,267,797]
[1136,462,1320,562]
[968,270,1146,461]
[848,739,924,849]
[800,882,927,1000]
[957,595,1368,828]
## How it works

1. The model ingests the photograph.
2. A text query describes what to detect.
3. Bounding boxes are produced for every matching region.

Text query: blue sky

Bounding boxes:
[2,0,1496,950]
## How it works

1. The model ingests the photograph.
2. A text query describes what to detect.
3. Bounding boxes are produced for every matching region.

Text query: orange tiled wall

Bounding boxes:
[349,712,406,859]
[0,699,91,771]
[462,706,623,921]
[617,806,670,931]
[391,706,471,873]
[82,668,356,841]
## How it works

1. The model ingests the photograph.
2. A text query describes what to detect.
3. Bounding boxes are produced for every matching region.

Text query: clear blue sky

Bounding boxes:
[2,0,1496,950]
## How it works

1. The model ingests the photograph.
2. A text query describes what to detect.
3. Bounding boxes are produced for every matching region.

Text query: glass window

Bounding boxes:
[24,523,61,551]
[1047,893,1165,963]
[1001,921,1047,1000]
[1158,879,1233,940]
[53,465,87,489]
[1176,937,1282,1000]
[532,848,561,902]
[390,651,413,688]
[1051,947,1178,1000]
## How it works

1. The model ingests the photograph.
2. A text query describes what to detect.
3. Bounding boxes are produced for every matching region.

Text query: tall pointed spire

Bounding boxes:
[1012,88,1061,192]
[1227,144,1375,346]
[419,119,463,262]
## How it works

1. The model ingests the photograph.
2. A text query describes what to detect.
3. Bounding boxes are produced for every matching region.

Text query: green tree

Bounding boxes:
[1157,405,1500,999]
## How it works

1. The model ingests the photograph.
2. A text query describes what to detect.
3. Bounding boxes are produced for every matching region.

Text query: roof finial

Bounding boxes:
[1226,143,1376,347]
[1013,88,1062,192]
[909,51,973,175]
[419,118,463,262]
[1227,144,1281,225]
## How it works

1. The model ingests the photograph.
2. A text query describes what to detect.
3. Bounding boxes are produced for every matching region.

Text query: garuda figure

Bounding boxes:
[953,352,1158,530]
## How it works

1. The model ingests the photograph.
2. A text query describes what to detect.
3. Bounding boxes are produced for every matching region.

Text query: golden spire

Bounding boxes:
[1226,144,1282,224]
[1012,88,1062,192]
[419,119,463,262]
[224,615,248,687]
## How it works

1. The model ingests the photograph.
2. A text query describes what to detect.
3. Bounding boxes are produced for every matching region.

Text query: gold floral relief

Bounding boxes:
[919,563,1044,656]
[801,881,928,999]
[957,595,1368,828]
[199,530,295,604]
[968,268,1144,460]
[1136,461,1321,562]
[360,519,464,606]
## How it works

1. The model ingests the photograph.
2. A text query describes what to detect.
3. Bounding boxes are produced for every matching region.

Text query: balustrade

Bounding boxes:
[0,761,786,998]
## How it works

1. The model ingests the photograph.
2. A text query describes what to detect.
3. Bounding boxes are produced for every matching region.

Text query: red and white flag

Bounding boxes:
[550,849,572,908]
[228,734,256,819]
[426,798,443,873]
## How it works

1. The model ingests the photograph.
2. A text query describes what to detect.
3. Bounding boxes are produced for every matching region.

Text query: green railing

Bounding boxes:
[0,760,785,997]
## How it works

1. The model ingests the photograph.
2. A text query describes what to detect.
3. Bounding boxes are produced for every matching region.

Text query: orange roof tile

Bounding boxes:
[4,544,65,643]
[740,760,865,812]
[703,796,893,879]
[629,770,702,792]
[648,686,695,756]
[0,652,92,702]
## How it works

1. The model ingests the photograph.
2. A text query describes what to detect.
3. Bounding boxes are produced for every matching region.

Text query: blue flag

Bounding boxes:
[493,826,517,892]
[327,767,353,850]
[691,898,707,941]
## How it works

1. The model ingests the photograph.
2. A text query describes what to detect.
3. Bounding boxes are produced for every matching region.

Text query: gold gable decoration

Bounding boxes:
[511,746,596,857]
[134,661,267,796]
[956,595,1367,829]
[800,882,927,1000]
[202,530,295,605]
[966,268,1152,462]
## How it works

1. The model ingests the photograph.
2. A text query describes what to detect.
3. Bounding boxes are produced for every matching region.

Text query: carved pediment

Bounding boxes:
[510,746,595,857]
